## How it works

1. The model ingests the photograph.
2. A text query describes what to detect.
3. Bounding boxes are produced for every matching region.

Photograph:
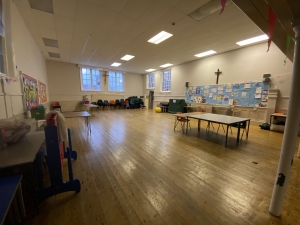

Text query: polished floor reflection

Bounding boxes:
[31,109,300,225]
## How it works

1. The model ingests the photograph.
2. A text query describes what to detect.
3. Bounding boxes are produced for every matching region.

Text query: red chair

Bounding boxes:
[174,112,191,133]
[109,100,116,109]
[52,102,61,112]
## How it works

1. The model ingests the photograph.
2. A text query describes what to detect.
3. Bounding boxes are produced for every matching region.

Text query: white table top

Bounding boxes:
[187,113,250,125]
[172,112,206,117]
[62,111,91,118]
[271,113,287,117]
[83,104,99,108]
[0,132,45,169]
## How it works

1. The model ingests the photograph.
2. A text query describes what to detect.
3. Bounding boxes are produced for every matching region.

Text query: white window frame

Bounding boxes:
[108,71,124,92]
[161,70,171,92]
[0,36,6,75]
[146,73,155,89]
[80,67,102,91]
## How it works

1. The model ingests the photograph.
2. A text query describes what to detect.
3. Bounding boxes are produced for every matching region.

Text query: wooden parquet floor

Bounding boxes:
[30,109,300,225]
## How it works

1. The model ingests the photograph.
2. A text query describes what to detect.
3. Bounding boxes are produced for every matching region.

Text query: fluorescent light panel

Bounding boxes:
[160,63,173,68]
[121,55,135,61]
[194,50,216,58]
[148,31,173,44]
[146,69,155,72]
[111,62,121,67]
[236,34,268,46]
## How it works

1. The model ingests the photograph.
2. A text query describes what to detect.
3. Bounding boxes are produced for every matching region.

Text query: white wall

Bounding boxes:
[144,42,293,110]
[46,60,143,111]
[0,0,48,119]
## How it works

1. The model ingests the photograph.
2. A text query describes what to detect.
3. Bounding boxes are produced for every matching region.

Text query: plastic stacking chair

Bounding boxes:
[230,121,247,139]
[109,100,116,109]
[97,99,104,109]
[52,102,62,112]
[115,99,121,109]
[174,112,191,133]
[120,99,126,108]
[103,100,110,109]
[125,99,130,109]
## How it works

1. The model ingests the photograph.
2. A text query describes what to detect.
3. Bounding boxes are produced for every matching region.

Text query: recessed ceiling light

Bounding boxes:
[194,50,216,58]
[121,55,135,61]
[148,31,173,44]
[236,34,268,46]
[160,63,173,68]
[48,52,60,58]
[111,62,121,67]
[146,69,156,72]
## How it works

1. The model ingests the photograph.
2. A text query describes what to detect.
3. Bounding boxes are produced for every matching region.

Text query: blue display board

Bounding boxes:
[186,82,270,107]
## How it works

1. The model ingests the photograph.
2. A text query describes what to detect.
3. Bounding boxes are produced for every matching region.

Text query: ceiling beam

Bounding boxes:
[232,0,296,62]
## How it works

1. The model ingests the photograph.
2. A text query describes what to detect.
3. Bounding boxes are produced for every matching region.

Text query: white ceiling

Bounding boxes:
[14,0,265,74]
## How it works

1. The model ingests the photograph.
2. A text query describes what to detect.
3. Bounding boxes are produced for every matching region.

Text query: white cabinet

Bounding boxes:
[269,114,300,134]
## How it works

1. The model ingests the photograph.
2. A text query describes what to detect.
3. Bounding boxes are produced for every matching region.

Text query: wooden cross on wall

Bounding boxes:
[103,71,109,85]
[215,69,222,84]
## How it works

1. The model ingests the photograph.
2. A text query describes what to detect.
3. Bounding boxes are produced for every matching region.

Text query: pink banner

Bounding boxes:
[220,0,227,14]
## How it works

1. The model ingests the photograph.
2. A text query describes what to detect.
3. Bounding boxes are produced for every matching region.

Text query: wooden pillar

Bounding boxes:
[269,19,300,216]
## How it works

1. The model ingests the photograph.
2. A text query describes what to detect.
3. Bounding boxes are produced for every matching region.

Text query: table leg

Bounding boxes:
[237,123,241,144]
[12,195,21,223]
[185,117,188,135]
[17,184,26,217]
[87,117,91,133]
[246,120,250,139]
[198,119,200,131]
[174,116,177,130]
[225,125,229,147]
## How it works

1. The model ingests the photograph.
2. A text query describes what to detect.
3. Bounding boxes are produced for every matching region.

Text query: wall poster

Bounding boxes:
[39,81,47,103]
[22,73,39,110]
[186,81,270,107]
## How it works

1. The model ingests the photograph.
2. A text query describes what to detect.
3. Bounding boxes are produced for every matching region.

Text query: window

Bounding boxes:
[0,36,5,74]
[108,71,124,92]
[80,68,101,91]
[0,0,5,75]
[147,73,155,89]
[162,70,171,92]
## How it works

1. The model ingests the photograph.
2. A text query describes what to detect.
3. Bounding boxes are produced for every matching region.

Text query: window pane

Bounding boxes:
[108,71,123,92]
[162,70,171,91]
[0,37,3,55]
[0,54,4,74]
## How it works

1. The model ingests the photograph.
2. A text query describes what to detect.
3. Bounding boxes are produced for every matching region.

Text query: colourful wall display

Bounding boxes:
[186,82,270,107]
[22,73,39,110]
[39,81,47,104]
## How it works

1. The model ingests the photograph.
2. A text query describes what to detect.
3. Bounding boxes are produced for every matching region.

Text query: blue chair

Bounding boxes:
[103,100,110,109]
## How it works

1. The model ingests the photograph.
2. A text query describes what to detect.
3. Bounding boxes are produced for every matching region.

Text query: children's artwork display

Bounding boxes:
[39,81,48,103]
[186,82,269,107]
[22,73,39,110]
